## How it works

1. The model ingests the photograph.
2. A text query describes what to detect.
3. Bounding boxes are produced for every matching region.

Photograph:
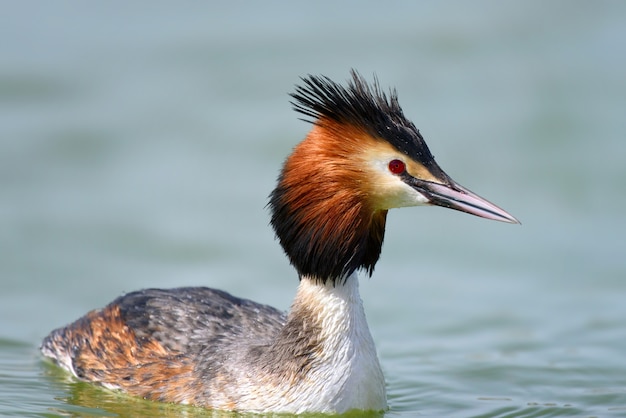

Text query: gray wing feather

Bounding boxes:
[117,287,286,354]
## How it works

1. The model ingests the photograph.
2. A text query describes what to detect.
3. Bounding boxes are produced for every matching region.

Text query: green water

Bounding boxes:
[2,2,626,417]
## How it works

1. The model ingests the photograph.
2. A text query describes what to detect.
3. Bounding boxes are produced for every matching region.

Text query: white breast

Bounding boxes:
[272,274,387,413]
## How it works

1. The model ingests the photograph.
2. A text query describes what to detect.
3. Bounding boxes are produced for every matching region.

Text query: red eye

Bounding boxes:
[388,159,406,175]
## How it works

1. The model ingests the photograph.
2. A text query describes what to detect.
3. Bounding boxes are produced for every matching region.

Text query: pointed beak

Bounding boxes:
[415,178,520,224]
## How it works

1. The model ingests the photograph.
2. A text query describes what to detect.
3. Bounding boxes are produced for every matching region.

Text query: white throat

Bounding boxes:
[286,273,387,413]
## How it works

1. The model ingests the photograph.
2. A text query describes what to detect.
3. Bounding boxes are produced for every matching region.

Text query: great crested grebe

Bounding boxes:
[41,70,519,414]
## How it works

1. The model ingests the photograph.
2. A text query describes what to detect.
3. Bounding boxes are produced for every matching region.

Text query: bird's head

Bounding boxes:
[269,71,518,284]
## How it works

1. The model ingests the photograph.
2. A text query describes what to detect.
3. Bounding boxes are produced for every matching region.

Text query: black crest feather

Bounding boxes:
[290,69,437,167]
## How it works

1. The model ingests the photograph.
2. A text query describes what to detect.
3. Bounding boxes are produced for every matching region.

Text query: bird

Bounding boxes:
[40,70,519,414]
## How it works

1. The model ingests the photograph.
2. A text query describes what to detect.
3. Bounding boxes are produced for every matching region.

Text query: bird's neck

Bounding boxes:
[259,274,386,412]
